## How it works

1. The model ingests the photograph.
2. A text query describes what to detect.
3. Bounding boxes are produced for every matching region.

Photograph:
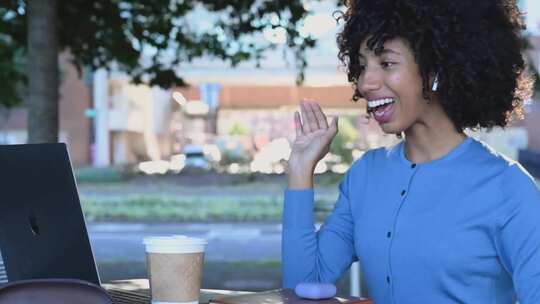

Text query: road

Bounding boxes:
[88,222,285,263]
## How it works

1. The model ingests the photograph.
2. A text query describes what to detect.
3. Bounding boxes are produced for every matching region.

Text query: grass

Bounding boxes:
[74,168,344,222]
[75,166,133,183]
[81,195,336,222]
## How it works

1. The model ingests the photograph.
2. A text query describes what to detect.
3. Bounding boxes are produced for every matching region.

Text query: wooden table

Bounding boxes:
[103,279,250,304]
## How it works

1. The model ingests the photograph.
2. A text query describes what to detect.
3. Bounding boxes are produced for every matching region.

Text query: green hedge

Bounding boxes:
[81,195,336,222]
[75,167,131,183]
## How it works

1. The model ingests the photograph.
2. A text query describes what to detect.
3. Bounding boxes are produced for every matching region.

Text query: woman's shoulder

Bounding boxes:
[466,138,520,169]
[500,162,539,200]
[468,138,539,196]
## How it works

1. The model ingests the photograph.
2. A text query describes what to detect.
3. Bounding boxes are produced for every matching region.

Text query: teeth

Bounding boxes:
[368,98,395,109]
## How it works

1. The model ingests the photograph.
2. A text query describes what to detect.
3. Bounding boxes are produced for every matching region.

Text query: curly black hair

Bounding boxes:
[336,0,535,131]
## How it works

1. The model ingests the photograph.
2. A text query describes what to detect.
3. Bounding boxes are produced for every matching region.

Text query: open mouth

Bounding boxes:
[367,98,396,123]
[367,97,396,113]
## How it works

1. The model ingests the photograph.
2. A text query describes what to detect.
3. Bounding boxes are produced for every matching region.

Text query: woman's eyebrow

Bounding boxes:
[380,48,402,56]
[358,47,401,58]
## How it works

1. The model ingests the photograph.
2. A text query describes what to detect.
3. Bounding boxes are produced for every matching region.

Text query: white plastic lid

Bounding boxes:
[143,235,207,253]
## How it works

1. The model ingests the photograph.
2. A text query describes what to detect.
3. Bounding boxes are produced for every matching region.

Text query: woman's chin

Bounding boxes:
[379,121,403,135]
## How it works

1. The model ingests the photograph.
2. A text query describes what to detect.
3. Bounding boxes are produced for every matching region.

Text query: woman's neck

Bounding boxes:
[403,130,466,164]
[403,106,466,164]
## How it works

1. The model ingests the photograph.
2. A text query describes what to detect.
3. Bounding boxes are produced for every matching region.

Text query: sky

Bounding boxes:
[524,0,540,34]
[164,1,346,86]
[179,1,343,69]
[181,0,540,62]
[141,1,540,86]
[179,0,540,67]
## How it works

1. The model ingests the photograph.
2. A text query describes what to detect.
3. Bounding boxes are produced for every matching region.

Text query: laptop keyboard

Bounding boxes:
[0,261,7,284]
[107,288,151,304]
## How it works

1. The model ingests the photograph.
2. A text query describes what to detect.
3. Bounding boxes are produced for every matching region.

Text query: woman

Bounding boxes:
[282,0,540,303]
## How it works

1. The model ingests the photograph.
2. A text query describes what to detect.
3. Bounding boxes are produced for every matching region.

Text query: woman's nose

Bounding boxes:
[357,67,382,94]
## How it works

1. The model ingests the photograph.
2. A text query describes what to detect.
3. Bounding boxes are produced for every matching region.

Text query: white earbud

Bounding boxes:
[432,74,439,92]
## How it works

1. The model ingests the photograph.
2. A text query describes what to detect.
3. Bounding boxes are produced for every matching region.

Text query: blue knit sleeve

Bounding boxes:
[495,164,540,304]
[281,170,357,288]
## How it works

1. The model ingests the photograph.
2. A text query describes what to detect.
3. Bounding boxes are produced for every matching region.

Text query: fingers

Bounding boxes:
[300,101,317,132]
[294,111,304,137]
[312,103,329,129]
[300,100,330,132]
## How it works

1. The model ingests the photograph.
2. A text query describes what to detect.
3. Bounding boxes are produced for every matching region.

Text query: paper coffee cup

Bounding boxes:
[143,235,207,304]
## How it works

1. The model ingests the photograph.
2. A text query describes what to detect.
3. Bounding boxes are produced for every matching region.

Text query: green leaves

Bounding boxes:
[0,1,27,106]
[0,35,26,106]
[0,0,324,106]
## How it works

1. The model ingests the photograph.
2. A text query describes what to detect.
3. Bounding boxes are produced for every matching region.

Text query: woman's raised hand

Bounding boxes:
[288,101,338,188]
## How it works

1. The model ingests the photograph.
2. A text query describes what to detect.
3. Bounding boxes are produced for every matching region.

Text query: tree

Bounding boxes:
[0,0,322,142]
[1,1,536,143]
[27,0,58,143]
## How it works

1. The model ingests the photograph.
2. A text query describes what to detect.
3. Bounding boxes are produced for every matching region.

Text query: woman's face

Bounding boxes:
[356,37,431,134]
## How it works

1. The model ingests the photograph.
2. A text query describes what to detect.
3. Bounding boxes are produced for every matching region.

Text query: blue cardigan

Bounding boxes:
[282,137,540,304]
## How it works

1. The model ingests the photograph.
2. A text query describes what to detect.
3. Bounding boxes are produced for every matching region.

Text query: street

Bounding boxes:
[88,222,283,263]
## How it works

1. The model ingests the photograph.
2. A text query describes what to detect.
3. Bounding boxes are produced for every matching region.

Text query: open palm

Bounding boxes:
[289,101,338,169]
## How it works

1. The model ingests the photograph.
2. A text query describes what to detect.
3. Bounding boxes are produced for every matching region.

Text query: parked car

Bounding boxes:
[182,145,211,170]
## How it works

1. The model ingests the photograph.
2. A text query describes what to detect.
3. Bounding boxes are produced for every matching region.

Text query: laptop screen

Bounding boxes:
[0,143,100,285]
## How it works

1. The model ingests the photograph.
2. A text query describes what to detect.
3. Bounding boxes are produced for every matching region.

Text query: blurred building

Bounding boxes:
[0,0,538,171]
[1,52,538,170]
[0,53,92,166]
[91,67,390,167]
[525,35,540,152]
